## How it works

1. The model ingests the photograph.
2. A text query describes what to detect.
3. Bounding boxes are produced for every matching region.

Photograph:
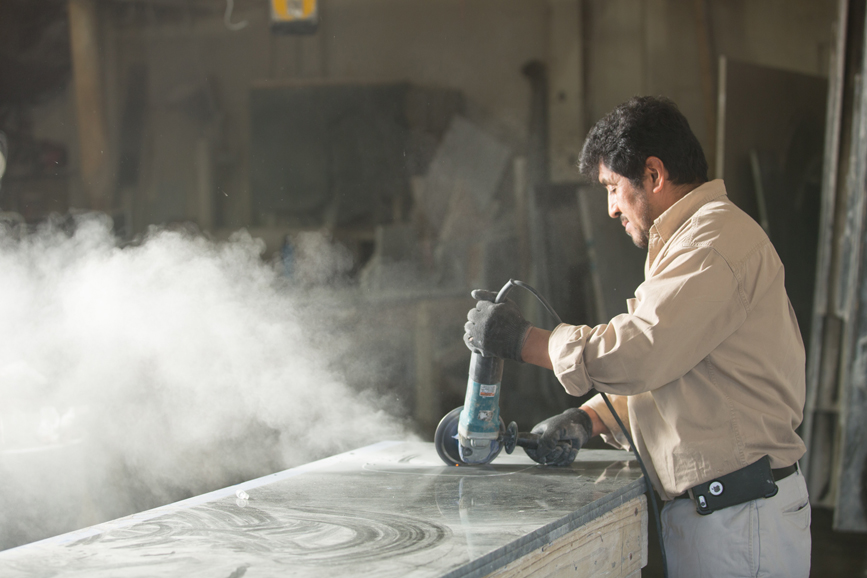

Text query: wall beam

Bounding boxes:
[69,0,111,211]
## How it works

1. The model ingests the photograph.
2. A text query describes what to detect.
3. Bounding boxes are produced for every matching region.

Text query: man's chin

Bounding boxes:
[629,232,649,249]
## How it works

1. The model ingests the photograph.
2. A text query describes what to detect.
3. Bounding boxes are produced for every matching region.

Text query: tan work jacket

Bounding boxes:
[548,179,806,500]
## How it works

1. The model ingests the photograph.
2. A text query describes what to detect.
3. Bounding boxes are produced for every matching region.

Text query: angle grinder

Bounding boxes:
[432,278,670,577]
[434,280,547,467]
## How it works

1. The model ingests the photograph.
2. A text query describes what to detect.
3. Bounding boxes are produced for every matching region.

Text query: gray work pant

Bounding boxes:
[661,468,811,578]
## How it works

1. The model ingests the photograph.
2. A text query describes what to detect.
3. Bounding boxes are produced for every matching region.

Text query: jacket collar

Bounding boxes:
[646,179,728,271]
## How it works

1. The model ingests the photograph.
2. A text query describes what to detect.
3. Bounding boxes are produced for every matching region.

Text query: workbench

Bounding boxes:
[0,442,648,578]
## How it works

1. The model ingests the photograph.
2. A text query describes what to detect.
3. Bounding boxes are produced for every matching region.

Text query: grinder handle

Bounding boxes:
[504,421,541,453]
[516,432,540,450]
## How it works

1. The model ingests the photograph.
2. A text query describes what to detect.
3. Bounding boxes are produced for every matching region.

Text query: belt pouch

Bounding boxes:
[691,455,778,515]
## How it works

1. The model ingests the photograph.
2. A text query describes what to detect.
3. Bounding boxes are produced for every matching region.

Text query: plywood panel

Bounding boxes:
[485,496,647,578]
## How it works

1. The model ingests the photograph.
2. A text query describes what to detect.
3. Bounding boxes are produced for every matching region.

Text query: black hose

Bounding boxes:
[509,278,669,578]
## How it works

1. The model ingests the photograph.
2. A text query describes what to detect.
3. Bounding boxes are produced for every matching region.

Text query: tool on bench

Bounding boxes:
[433,280,548,467]
[433,278,670,578]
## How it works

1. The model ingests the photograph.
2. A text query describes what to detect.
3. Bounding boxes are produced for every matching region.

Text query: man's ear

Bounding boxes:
[645,156,667,194]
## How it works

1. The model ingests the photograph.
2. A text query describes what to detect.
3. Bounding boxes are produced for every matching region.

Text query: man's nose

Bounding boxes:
[608,195,621,219]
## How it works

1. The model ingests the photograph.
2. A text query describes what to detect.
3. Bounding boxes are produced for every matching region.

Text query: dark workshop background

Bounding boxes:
[0,0,865,575]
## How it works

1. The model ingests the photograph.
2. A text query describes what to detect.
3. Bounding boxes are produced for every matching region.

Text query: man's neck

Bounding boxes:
[670,181,705,201]
[654,180,705,218]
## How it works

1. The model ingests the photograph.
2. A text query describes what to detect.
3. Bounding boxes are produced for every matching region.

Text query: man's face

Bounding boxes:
[598,162,653,249]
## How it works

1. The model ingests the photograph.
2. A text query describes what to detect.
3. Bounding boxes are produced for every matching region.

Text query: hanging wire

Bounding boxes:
[509,278,670,578]
[224,0,249,31]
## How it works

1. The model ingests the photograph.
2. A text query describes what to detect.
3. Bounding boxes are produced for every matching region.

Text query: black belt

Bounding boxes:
[673,458,797,514]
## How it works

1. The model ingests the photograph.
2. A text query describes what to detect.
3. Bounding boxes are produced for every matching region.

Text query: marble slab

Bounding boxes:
[0,442,644,578]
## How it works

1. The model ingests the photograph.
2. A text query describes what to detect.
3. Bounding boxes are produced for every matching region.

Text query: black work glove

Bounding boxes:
[524,408,593,466]
[463,289,532,362]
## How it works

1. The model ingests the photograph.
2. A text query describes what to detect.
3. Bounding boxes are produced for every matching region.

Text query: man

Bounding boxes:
[464,96,811,578]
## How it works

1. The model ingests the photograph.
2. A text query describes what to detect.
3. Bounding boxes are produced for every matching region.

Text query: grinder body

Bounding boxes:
[457,353,505,464]
[435,279,537,467]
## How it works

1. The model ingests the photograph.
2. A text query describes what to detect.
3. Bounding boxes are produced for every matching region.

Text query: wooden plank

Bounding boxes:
[414,300,437,434]
[195,138,214,231]
[836,309,867,529]
[802,0,849,503]
[832,0,867,525]
[577,185,608,323]
[693,0,716,175]
[513,157,531,281]
[714,55,727,180]
[413,296,474,435]
[547,0,584,184]
[68,0,111,211]
[485,496,647,578]
[834,0,867,526]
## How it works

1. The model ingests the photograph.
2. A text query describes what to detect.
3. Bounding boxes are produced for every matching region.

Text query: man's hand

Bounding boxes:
[463,289,532,362]
[524,408,594,466]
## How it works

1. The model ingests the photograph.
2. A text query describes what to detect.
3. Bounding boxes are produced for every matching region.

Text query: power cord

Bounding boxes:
[507,279,669,578]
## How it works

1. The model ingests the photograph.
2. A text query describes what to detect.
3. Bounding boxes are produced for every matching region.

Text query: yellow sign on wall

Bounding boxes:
[270,0,318,34]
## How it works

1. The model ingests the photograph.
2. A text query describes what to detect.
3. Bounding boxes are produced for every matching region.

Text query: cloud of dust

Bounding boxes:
[0,214,417,549]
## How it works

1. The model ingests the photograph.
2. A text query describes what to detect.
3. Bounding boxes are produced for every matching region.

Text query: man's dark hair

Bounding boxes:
[579,96,708,188]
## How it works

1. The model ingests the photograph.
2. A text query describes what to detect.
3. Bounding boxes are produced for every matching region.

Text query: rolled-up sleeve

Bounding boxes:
[548,245,749,398]
[547,322,595,396]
